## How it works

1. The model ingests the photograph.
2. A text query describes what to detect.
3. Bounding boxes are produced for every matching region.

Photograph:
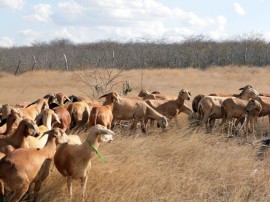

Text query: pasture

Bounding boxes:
[1,66,270,201]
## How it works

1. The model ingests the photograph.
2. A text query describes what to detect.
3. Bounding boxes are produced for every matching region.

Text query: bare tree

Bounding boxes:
[74,68,124,98]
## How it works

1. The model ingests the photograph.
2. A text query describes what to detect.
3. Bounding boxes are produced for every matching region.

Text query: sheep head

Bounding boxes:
[239,86,259,100]
[88,124,115,143]
[99,92,120,104]
[157,116,168,129]
[41,128,69,144]
[179,89,191,101]
[246,99,262,114]
[138,89,150,97]
[22,118,40,137]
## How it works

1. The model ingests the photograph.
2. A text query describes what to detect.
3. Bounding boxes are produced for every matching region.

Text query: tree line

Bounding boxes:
[0,34,270,74]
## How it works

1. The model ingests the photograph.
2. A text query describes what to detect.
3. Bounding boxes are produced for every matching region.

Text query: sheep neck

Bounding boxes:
[43,114,52,130]
[42,136,57,158]
[86,140,106,163]
[82,138,103,162]
[9,124,27,148]
[176,96,185,108]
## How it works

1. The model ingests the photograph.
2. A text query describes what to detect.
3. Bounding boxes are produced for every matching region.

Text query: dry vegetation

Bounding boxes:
[1,66,270,201]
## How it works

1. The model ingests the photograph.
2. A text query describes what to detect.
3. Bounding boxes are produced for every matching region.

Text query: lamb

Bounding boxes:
[54,125,114,202]
[88,92,120,129]
[0,128,68,201]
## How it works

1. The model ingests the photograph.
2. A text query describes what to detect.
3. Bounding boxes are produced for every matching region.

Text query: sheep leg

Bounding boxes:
[80,176,88,202]
[140,120,147,134]
[33,180,43,202]
[208,118,215,133]
[67,177,73,199]
[130,118,139,131]
[8,183,29,202]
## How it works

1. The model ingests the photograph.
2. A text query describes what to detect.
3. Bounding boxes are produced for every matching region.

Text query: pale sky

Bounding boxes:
[0,0,269,47]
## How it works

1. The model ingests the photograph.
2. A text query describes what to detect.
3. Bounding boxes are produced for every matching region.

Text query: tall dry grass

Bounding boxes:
[1,66,270,201]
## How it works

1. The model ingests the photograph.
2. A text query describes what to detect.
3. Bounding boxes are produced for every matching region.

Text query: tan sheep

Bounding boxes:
[102,95,168,133]
[54,125,114,201]
[19,98,49,120]
[198,86,259,132]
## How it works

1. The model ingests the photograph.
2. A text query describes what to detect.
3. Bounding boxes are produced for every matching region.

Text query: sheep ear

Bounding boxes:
[239,87,244,90]
[52,112,61,123]
[26,99,39,108]
[188,92,191,96]
[99,93,109,99]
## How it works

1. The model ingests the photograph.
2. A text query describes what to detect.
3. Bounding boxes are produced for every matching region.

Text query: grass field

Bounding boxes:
[1,66,270,201]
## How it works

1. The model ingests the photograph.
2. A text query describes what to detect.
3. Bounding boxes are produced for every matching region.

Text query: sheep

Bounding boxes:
[88,92,120,129]
[55,92,71,105]
[0,128,68,202]
[0,108,24,137]
[0,104,12,120]
[138,89,175,100]
[192,94,205,113]
[52,106,71,132]
[145,89,191,119]
[19,98,49,120]
[35,107,76,144]
[67,101,91,129]
[103,95,168,133]
[245,99,262,138]
[54,125,114,202]
[255,96,270,129]
[35,108,61,131]
[198,86,259,132]
[220,98,262,138]
[0,118,39,154]
[220,98,250,137]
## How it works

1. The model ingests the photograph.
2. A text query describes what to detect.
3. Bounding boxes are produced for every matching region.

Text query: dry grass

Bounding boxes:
[1,66,270,201]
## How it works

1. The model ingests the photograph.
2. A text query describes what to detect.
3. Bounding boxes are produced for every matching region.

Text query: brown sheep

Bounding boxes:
[0,128,68,201]
[0,118,39,154]
[0,108,24,136]
[52,106,71,132]
[89,92,120,129]
[67,102,92,129]
[145,89,191,119]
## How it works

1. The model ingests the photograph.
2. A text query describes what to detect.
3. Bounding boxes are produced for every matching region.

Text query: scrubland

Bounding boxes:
[1,66,270,201]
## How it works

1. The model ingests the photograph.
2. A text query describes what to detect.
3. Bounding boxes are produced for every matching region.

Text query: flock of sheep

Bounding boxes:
[0,85,269,201]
